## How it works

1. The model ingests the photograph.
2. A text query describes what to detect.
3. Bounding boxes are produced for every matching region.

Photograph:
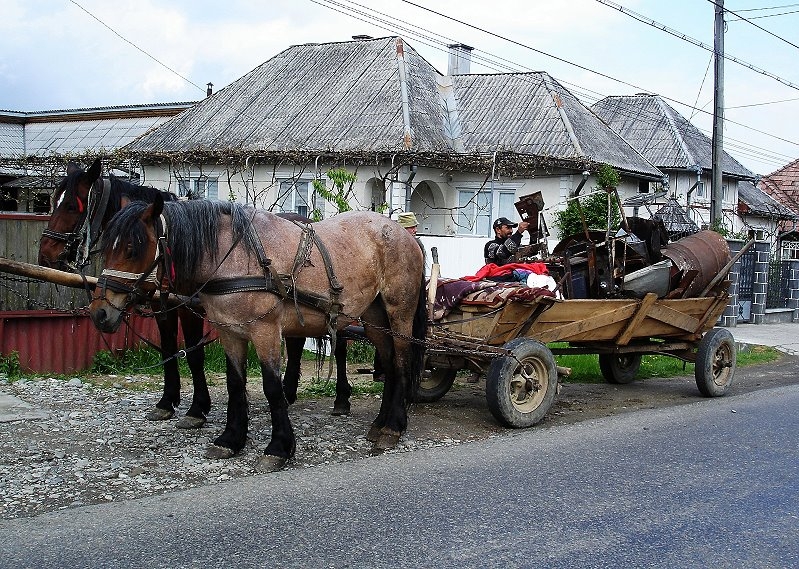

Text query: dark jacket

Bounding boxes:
[484,232,523,266]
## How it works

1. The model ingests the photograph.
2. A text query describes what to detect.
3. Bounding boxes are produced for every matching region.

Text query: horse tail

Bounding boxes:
[407,272,427,406]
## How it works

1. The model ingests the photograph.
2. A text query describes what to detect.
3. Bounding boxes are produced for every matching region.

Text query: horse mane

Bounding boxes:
[101,200,260,287]
[107,174,177,212]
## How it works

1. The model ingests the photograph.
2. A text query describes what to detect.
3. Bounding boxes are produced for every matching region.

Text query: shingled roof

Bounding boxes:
[450,73,661,176]
[125,37,661,178]
[591,94,754,179]
[737,180,797,220]
[760,158,799,217]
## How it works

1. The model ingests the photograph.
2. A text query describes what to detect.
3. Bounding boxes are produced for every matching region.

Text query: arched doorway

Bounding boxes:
[410,180,447,235]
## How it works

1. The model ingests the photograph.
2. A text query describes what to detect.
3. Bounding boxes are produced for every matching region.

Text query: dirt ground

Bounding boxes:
[295,350,799,441]
[2,351,796,520]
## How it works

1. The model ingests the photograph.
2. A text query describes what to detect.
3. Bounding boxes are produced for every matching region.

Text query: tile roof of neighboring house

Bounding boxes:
[591,94,754,179]
[737,180,797,220]
[760,157,799,216]
[126,37,662,178]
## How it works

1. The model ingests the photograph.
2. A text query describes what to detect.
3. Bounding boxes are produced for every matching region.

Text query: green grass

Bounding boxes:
[554,344,781,384]
[3,338,781,397]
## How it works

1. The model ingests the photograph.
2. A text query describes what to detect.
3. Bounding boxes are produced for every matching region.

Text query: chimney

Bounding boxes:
[447,43,473,75]
[206,82,214,97]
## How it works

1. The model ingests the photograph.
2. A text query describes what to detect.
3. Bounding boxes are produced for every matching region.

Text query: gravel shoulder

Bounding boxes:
[2,353,797,520]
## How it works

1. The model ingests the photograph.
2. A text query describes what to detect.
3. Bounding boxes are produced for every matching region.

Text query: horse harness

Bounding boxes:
[42,178,111,269]
[97,213,345,351]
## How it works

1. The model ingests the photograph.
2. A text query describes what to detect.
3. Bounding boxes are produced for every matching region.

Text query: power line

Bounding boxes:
[596,0,799,91]
[68,0,797,172]
[729,8,799,20]
[706,0,799,50]
[734,3,799,11]
[68,0,206,96]
[399,0,799,153]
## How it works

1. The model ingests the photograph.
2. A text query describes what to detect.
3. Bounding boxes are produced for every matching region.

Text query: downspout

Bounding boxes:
[396,38,413,150]
[405,164,417,212]
[490,151,497,221]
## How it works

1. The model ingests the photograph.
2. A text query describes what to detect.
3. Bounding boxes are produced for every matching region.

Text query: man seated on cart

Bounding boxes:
[484,216,530,266]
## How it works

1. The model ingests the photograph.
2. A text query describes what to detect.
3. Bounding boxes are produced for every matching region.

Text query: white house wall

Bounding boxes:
[139,161,659,279]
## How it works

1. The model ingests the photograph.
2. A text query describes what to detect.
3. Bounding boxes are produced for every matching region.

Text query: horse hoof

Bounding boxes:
[366,424,381,442]
[332,402,351,416]
[175,415,206,429]
[255,454,289,473]
[205,444,236,460]
[145,408,174,421]
[374,429,401,451]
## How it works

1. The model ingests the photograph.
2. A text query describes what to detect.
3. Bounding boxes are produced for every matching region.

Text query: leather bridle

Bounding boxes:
[95,213,172,309]
[42,178,111,270]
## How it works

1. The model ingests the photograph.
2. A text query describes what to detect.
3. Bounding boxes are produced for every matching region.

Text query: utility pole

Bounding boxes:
[711,0,725,226]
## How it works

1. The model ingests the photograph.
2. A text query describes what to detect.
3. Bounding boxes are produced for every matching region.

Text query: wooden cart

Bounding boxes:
[419,290,736,429]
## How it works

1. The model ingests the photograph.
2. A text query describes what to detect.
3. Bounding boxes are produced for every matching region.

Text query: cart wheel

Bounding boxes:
[598,353,642,384]
[413,367,457,403]
[695,328,736,397]
[486,338,558,428]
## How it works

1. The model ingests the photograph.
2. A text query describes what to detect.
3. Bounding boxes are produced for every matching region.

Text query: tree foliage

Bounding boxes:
[312,167,356,220]
[553,165,621,239]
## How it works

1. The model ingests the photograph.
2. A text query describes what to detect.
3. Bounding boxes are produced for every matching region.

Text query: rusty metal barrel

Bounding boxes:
[661,230,731,297]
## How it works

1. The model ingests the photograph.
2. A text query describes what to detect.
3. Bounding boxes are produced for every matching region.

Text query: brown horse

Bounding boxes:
[38,159,211,428]
[88,194,426,470]
[38,161,356,422]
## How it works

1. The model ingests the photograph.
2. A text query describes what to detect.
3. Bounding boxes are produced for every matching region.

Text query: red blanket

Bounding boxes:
[461,262,548,282]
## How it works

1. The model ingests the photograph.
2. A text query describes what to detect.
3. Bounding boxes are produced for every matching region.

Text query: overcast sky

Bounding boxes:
[2,0,798,176]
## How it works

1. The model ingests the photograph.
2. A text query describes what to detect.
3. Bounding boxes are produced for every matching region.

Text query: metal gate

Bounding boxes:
[766,260,788,309]
[737,249,756,322]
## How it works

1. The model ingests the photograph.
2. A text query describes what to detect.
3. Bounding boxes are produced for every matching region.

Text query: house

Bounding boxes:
[591,93,762,236]
[760,158,799,226]
[0,102,194,212]
[736,180,797,242]
[120,36,663,277]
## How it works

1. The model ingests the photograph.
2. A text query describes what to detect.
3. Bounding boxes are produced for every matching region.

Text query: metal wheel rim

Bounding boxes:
[420,369,448,390]
[509,359,549,413]
[712,342,734,387]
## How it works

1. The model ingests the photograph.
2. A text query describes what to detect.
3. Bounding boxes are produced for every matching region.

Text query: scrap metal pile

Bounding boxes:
[512,192,734,301]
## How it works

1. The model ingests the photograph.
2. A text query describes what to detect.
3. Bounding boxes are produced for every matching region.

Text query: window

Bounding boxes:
[178,176,219,200]
[695,181,706,198]
[456,188,517,236]
[32,193,50,213]
[278,179,325,219]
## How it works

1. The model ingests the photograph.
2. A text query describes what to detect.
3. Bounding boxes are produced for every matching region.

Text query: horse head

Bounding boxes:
[89,193,166,333]
[38,158,102,270]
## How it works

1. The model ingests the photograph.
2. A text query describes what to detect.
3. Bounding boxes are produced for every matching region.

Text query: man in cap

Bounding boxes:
[484,216,530,266]
[397,211,419,236]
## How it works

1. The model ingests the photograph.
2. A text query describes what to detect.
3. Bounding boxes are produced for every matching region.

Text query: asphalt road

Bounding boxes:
[1,383,797,569]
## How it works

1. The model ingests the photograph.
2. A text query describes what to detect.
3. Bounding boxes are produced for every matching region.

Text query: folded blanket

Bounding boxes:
[462,262,549,282]
[429,278,555,320]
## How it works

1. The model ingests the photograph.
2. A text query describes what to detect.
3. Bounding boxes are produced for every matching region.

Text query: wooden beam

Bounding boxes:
[615,292,658,346]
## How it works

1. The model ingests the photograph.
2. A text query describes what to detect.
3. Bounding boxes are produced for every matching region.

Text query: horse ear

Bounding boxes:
[87,159,102,183]
[141,193,164,224]
[153,193,164,217]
